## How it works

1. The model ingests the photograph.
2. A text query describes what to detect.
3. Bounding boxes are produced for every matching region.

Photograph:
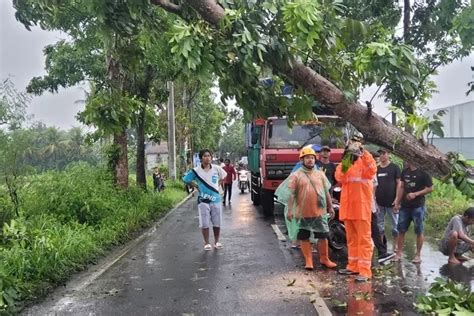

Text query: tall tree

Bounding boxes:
[151,0,473,197]
[219,117,246,161]
[13,0,474,197]
[0,78,29,130]
[14,1,178,188]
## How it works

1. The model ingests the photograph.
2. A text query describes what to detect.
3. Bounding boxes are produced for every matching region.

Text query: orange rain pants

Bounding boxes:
[335,151,377,278]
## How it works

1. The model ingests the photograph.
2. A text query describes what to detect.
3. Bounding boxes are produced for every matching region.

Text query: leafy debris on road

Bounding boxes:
[104,288,120,296]
[373,263,395,280]
[353,291,371,301]
[287,278,296,286]
[415,277,474,315]
[331,299,347,312]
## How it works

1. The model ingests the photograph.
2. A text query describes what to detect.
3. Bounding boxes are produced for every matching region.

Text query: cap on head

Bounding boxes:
[321,145,331,152]
[371,151,380,158]
[299,147,317,159]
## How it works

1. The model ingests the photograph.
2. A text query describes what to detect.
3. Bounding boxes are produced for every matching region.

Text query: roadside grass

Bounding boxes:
[425,179,472,237]
[0,163,187,313]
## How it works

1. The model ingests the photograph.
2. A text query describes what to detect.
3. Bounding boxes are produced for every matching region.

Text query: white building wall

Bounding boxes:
[427,101,474,138]
[425,101,474,158]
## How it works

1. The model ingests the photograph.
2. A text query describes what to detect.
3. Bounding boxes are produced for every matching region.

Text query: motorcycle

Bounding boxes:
[238,170,250,193]
[327,187,347,251]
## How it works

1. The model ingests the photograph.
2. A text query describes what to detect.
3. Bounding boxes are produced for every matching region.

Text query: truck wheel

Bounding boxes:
[261,189,274,217]
[251,175,260,205]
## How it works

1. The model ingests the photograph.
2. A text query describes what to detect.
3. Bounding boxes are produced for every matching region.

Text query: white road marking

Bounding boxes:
[311,292,333,316]
[271,224,287,241]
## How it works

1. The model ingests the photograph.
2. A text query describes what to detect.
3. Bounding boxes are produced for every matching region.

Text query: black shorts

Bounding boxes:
[297,229,328,241]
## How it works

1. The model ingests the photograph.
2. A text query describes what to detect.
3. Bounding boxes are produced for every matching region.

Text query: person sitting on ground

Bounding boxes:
[438,207,474,264]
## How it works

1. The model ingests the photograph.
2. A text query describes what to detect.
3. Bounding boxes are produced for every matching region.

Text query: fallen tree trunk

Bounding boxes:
[281,63,451,178]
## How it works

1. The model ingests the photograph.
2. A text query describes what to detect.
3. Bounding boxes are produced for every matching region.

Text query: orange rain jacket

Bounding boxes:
[335,151,377,221]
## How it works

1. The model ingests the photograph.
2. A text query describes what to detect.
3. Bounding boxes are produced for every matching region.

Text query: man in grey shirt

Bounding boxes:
[439,207,474,264]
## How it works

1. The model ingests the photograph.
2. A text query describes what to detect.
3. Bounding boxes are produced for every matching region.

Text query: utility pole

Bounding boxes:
[167,81,177,180]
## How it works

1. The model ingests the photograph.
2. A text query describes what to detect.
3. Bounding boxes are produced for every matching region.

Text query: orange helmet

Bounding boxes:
[299,147,317,159]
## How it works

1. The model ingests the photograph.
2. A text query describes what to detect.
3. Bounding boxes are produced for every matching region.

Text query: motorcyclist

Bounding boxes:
[237,163,249,191]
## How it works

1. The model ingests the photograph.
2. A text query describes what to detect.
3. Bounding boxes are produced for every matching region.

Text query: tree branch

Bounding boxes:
[152,0,453,178]
[151,0,182,15]
[185,0,225,25]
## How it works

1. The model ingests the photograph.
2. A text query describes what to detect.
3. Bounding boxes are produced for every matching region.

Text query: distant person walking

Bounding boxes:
[153,169,165,192]
[335,142,377,282]
[375,148,401,252]
[287,147,336,270]
[222,159,237,206]
[394,161,433,263]
[183,149,227,251]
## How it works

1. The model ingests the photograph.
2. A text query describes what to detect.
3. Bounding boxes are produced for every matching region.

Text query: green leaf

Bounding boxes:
[429,121,444,138]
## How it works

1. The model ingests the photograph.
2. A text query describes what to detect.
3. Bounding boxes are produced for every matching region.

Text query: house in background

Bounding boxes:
[425,100,474,159]
[145,141,168,171]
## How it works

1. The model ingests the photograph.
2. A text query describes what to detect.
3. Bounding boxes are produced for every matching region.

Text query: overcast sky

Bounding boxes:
[1,2,473,129]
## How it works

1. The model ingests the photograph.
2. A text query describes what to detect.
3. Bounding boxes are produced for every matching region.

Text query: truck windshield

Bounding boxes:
[267,118,346,149]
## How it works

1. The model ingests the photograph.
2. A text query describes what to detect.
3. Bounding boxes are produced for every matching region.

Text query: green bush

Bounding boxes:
[425,179,472,236]
[0,163,186,313]
[0,192,14,236]
[19,163,115,225]
[0,266,20,313]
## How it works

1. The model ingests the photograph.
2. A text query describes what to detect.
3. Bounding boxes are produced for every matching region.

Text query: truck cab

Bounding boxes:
[247,115,347,216]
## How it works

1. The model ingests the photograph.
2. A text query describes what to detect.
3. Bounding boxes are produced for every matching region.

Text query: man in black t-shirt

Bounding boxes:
[375,148,401,252]
[316,146,336,188]
[394,161,433,263]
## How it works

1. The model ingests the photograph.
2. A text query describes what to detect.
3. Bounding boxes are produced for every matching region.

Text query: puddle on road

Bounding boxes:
[387,230,474,291]
[273,205,474,314]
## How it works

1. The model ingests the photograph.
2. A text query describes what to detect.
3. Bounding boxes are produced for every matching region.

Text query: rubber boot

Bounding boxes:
[300,240,313,270]
[318,239,337,268]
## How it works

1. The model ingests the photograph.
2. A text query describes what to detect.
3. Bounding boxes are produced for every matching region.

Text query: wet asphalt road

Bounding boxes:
[25,187,321,315]
[24,184,474,315]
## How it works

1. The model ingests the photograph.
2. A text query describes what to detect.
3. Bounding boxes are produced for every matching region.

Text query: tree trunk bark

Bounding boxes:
[281,63,451,178]
[114,130,129,189]
[135,66,154,189]
[402,0,414,133]
[154,0,454,179]
[403,0,411,42]
[136,106,147,189]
